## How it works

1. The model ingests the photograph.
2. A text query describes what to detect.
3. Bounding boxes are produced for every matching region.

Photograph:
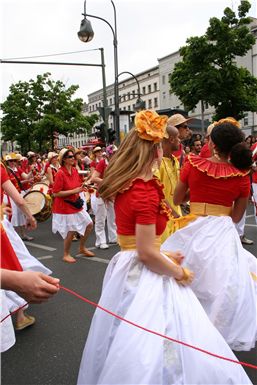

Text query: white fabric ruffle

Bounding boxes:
[52,210,92,239]
[9,198,26,227]
[77,251,251,385]
[2,217,52,312]
[0,290,16,353]
[162,215,257,351]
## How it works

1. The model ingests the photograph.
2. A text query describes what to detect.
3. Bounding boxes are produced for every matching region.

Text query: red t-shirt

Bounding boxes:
[251,143,257,183]
[52,166,83,214]
[200,143,211,158]
[180,157,250,207]
[1,164,10,204]
[115,178,167,236]
[172,143,185,166]
[90,160,97,169]
[95,159,107,179]
[1,225,23,271]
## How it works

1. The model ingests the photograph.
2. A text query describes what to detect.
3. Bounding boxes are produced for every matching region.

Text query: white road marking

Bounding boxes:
[37,255,54,260]
[245,224,257,227]
[24,242,56,251]
[76,255,110,264]
[246,215,255,219]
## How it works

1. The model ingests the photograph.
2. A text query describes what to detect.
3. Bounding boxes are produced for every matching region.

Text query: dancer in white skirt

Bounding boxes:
[162,118,257,351]
[77,110,251,385]
[1,163,58,331]
[52,148,94,263]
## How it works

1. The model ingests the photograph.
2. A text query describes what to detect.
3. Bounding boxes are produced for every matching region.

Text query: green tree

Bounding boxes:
[169,0,257,121]
[1,73,98,153]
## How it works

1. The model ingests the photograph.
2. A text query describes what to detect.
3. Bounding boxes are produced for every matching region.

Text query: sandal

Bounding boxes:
[15,314,36,331]
[79,249,95,258]
[63,255,77,263]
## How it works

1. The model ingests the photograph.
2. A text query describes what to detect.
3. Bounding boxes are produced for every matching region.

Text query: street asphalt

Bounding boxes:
[1,202,257,385]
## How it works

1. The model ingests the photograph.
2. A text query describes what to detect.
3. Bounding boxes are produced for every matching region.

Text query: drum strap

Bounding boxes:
[8,168,23,191]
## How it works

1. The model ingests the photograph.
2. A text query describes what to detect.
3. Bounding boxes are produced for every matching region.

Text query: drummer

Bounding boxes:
[44,152,59,190]
[3,154,34,241]
[52,148,94,263]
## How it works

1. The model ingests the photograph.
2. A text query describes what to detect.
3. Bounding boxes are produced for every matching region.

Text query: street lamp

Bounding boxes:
[118,71,146,111]
[78,0,120,144]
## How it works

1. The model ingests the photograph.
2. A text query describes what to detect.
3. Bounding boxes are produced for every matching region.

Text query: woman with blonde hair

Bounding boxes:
[77,110,251,385]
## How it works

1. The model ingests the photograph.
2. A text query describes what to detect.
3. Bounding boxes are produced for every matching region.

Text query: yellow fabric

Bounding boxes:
[117,234,161,251]
[155,156,182,242]
[190,202,232,216]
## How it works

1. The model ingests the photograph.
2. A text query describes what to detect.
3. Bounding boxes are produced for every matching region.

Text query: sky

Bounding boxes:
[1,0,256,104]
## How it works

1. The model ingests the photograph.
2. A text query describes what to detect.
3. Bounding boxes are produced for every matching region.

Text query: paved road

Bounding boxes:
[2,204,257,385]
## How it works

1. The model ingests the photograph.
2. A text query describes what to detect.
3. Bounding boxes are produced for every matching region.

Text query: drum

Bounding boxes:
[23,191,52,222]
[31,182,49,195]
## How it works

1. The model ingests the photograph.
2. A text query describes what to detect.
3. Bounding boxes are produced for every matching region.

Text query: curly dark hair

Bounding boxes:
[211,122,252,170]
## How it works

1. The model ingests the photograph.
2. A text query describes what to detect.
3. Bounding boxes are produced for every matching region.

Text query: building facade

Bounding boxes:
[85,17,257,136]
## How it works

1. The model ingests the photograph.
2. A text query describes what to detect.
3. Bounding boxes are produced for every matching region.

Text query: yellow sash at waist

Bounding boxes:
[190,202,232,216]
[117,234,161,251]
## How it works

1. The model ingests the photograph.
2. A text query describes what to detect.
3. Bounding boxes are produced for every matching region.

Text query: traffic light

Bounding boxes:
[95,123,106,143]
[108,128,116,144]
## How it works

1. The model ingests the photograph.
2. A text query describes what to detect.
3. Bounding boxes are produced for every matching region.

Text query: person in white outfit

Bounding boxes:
[91,152,117,249]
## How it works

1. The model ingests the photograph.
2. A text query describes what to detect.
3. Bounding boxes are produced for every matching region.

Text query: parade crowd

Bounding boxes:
[1,111,257,384]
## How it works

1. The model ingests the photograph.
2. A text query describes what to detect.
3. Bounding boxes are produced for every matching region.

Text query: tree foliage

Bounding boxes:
[1,73,98,153]
[169,0,257,121]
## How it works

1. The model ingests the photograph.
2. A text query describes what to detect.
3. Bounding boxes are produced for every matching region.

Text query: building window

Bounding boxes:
[154,97,158,108]
[244,114,249,126]
[162,75,165,85]
[132,104,135,110]
[128,105,131,110]
[154,82,157,91]
[148,99,152,108]
[162,91,166,100]
[110,98,112,105]
[142,86,146,95]
[204,102,209,109]
[148,85,151,93]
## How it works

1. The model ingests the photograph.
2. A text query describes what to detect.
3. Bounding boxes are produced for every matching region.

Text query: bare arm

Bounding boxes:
[91,169,102,187]
[2,180,36,229]
[173,181,189,206]
[45,168,54,186]
[231,197,248,223]
[1,269,60,303]
[136,223,193,281]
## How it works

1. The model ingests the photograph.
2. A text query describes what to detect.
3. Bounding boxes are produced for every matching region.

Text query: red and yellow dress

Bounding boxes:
[78,178,251,385]
[251,143,257,222]
[162,154,257,351]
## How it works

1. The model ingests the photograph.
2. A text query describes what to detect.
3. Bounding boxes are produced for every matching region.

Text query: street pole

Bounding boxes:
[78,0,120,144]
[100,48,109,143]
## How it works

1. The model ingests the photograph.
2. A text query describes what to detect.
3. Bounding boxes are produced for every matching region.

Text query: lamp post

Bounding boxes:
[78,0,120,144]
[118,71,146,111]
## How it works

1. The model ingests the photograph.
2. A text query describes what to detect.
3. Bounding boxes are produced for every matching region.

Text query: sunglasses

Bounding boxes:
[179,124,189,129]
[65,155,75,159]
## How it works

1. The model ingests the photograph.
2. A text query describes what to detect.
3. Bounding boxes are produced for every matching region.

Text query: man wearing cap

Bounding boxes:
[155,124,182,242]
[168,114,192,166]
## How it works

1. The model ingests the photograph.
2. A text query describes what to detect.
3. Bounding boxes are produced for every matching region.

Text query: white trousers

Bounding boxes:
[252,183,257,224]
[93,197,117,246]
[235,210,246,237]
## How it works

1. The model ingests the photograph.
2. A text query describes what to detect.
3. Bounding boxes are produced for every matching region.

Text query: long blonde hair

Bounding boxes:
[99,128,159,200]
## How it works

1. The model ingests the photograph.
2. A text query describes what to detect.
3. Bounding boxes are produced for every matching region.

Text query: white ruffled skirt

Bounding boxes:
[77,251,251,385]
[2,218,52,312]
[162,215,257,351]
[9,197,26,227]
[52,209,92,239]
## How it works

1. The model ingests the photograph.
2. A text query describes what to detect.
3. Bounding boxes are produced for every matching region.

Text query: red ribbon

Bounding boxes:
[2,285,257,370]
